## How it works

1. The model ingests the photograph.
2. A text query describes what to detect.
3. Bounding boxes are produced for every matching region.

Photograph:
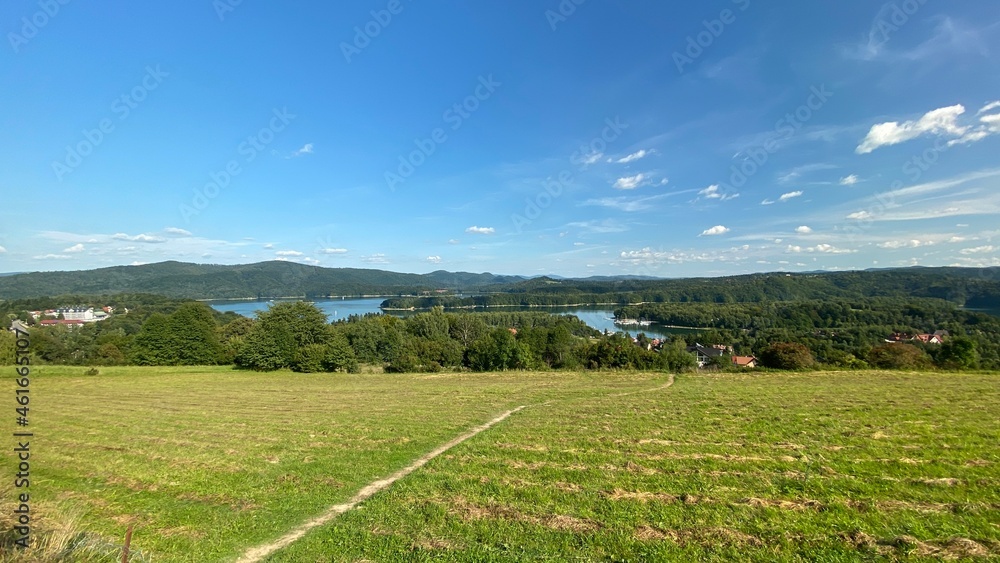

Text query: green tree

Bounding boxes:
[322,333,359,373]
[760,342,815,370]
[234,324,285,371]
[934,337,979,370]
[867,343,931,369]
[467,329,532,371]
[0,330,16,365]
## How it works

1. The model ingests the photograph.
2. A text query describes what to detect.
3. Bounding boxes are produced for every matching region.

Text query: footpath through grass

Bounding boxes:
[2,367,998,561]
[1,366,665,561]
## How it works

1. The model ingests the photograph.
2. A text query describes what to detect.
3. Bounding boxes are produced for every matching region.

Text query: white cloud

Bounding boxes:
[788,244,855,254]
[263,243,274,249]
[846,211,872,220]
[840,174,859,186]
[795,226,813,234]
[580,151,603,165]
[318,247,348,255]
[426,255,442,264]
[779,191,803,202]
[112,233,166,243]
[63,243,85,253]
[465,226,495,235]
[878,240,934,249]
[0,245,6,253]
[164,227,193,237]
[289,143,314,158]
[700,225,730,236]
[856,104,983,154]
[698,184,739,201]
[448,239,459,244]
[614,149,650,164]
[761,199,775,206]
[960,245,996,255]
[613,173,647,190]
[978,101,1000,115]
[276,250,304,257]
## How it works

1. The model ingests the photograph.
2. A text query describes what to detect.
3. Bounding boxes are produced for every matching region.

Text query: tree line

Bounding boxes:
[2,293,996,372]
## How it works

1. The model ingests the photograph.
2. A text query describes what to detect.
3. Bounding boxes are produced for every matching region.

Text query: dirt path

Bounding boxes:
[235,406,526,563]
[235,374,677,562]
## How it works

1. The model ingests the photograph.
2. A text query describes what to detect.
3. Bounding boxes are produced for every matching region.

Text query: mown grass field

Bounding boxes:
[3,367,999,561]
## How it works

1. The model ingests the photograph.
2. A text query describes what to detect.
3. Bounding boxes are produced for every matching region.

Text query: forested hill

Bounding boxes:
[1,261,999,307]
[0,261,524,300]
[383,267,1000,309]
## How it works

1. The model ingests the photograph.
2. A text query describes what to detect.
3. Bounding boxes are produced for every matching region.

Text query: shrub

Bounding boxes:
[867,343,931,369]
[759,342,815,370]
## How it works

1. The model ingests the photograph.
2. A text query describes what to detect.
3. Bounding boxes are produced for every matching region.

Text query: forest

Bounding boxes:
[1,291,995,372]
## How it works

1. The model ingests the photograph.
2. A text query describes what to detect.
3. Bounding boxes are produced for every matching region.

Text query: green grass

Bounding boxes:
[3,367,999,561]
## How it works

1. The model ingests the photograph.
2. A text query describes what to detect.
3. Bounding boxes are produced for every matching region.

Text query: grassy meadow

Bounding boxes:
[2,367,998,561]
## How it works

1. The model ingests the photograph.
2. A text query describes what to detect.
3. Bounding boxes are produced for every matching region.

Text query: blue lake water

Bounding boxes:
[208,298,697,340]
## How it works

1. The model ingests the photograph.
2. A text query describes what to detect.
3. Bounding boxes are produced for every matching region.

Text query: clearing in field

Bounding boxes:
[2,367,998,561]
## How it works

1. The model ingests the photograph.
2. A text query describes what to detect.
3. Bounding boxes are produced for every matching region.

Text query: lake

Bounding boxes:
[207,298,699,340]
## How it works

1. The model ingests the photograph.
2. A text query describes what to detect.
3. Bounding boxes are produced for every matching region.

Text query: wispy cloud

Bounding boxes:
[112,233,166,243]
[567,219,628,234]
[318,247,348,254]
[697,184,740,202]
[613,149,651,164]
[840,174,860,186]
[164,227,193,236]
[847,15,989,63]
[778,163,837,184]
[33,254,72,260]
[63,243,85,253]
[857,101,1000,154]
[286,143,314,158]
[787,243,855,254]
[426,255,442,264]
[613,173,648,190]
[276,250,303,257]
[779,191,804,202]
[361,253,389,264]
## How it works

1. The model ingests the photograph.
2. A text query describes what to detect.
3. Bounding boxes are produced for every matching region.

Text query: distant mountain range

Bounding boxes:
[0,261,528,300]
[0,261,998,307]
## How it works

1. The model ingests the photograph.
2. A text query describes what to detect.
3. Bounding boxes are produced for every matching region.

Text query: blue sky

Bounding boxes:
[2,1,999,277]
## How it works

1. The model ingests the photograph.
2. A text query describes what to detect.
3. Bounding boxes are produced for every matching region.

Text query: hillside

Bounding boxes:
[0,261,524,300]
[2,261,999,307]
